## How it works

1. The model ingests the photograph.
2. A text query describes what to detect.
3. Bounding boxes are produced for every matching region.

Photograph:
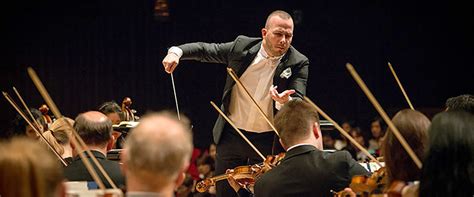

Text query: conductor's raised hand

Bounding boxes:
[162,53,180,73]
[269,85,295,104]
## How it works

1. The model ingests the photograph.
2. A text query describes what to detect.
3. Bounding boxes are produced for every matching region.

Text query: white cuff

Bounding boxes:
[168,46,183,58]
[275,97,293,110]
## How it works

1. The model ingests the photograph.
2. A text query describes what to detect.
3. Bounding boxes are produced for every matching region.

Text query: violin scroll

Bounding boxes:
[195,178,216,193]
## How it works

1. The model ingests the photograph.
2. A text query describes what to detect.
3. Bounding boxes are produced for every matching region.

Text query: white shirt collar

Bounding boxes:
[286,143,315,152]
[259,44,285,61]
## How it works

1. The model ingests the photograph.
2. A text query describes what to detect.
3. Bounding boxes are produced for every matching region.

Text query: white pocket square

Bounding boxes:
[280,67,292,79]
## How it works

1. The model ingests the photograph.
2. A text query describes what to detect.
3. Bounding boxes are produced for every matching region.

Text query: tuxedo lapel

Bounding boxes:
[273,49,292,85]
[234,43,261,77]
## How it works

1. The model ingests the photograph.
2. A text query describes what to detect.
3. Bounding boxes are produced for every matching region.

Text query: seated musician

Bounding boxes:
[228,100,369,196]
[445,94,473,114]
[41,117,75,164]
[0,137,65,197]
[380,109,430,196]
[121,112,193,197]
[4,108,46,139]
[98,101,122,125]
[63,111,125,189]
[98,101,125,148]
[420,110,474,196]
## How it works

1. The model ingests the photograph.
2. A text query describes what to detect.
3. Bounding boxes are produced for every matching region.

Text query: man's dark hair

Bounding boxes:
[445,94,474,114]
[7,108,46,138]
[73,113,112,146]
[98,101,121,115]
[274,100,319,146]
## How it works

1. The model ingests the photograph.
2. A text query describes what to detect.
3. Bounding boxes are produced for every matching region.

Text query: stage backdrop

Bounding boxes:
[1,0,472,147]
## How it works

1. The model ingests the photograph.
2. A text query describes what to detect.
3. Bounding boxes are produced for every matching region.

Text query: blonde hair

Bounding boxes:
[41,117,75,155]
[0,137,64,197]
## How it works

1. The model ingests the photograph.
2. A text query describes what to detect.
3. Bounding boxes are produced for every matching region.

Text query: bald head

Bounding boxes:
[265,10,293,29]
[124,112,193,189]
[74,111,112,146]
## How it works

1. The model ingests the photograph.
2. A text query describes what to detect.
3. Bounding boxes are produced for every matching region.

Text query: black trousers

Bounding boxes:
[215,124,284,197]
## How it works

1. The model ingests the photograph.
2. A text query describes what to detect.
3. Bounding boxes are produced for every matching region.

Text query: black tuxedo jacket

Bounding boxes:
[254,145,369,197]
[178,35,309,144]
[63,150,125,189]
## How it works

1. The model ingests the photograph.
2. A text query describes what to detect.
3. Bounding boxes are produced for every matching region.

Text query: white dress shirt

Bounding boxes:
[168,45,284,133]
[228,46,283,132]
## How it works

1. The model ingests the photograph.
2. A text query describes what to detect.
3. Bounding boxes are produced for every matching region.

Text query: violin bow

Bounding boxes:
[210,101,266,160]
[388,62,414,110]
[27,67,117,190]
[12,87,44,131]
[226,67,279,137]
[2,92,68,167]
[303,96,383,168]
[346,63,422,169]
[170,73,181,120]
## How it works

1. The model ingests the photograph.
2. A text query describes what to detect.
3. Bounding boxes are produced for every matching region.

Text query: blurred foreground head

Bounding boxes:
[0,137,64,197]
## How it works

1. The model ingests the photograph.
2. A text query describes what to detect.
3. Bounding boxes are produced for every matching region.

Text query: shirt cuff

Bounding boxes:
[168,46,183,58]
[275,96,293,110]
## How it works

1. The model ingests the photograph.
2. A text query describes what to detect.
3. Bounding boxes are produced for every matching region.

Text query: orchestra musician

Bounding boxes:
[227,100,369,197]
[63,111,125,188]
[98,101,125,149]
[419,110,474,196]
[98,101,122,125]
[121,111,193,197]
[380,109,430,196]
[162,10,309,197]
[445,94,473,114]
[6,108,46,139]
[0,137,65,197]
[382,109,429,183]
[41,117,76,164]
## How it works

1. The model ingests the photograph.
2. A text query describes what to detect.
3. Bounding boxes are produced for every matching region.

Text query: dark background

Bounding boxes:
[1,0,472,148]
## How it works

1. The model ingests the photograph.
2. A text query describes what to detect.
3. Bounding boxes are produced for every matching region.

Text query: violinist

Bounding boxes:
[444,94,474,114]
[228,100,369,197]
[382,109,429,186]
[419,110,474,196]
[5,108,46,139]
[121,112,193,197]
[63,111,125,188]
[41,117,75,164]
[338,109,429,196]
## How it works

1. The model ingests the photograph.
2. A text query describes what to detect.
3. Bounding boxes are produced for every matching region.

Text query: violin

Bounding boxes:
[385,180,406,197]
[333,167,388,197]
[195,153,285,193]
